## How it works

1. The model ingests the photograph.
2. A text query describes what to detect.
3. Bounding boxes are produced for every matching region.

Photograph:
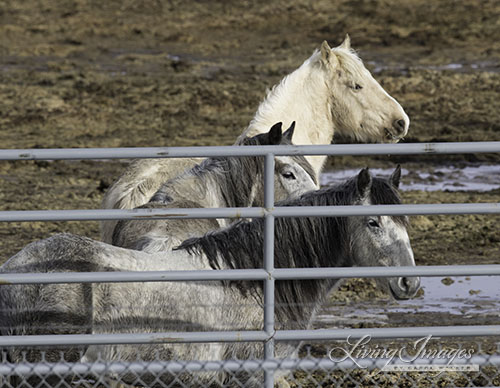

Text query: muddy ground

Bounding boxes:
[0,0,499,385]
[0,0,498,258]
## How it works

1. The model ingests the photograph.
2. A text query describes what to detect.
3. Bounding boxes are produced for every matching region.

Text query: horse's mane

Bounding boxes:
[152,134,316,206]
[177,174,405,323]
[236,132,316,185]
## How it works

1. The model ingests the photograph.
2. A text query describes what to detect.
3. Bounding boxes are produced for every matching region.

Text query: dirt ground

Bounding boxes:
[0,0,499,259]
[0,0,499,383]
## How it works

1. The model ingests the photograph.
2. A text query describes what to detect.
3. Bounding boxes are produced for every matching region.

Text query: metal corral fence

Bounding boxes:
[1,141,500,387]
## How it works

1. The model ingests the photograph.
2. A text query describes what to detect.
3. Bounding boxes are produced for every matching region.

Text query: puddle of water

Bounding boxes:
[321,165,500,192]
[398,276,500,314]
[316,276,500,327]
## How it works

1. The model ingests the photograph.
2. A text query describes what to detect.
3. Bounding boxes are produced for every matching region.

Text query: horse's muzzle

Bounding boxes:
[384,119,408,142]
[389,276,420,300]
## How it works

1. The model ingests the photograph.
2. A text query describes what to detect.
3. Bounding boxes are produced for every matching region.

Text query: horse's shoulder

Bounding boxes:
[112,200,220,252]
[103,157,204,210]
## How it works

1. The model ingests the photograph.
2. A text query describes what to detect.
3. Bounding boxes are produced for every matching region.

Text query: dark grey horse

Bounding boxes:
[0,167,419,387]
[109,122,317,251]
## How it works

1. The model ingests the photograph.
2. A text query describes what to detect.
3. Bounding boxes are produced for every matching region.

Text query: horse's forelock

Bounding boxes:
[309,45,363,73]
[237,135,260,146]
[332,47,366,78]
[278,136,318,186]
[238,132,317,186]
[369,178,409,227]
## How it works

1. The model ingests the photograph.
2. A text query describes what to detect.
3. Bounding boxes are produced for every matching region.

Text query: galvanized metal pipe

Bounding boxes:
[263,153,276,388]
[274,325,500,341]
[1,141,499,160]
[1,325,499,347]
[0,202,499,222]
[0,268,268,284]
[1,265,500,285]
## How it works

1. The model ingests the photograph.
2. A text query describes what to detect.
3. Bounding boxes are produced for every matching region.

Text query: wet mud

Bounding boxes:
[0,1,500,384]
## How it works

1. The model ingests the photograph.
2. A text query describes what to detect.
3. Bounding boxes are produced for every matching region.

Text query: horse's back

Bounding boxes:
[1,233,103,272]
[101,157,204,243]
[111,200,221,253]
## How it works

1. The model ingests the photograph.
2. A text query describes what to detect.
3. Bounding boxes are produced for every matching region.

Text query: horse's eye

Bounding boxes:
[282,172,296,180]
[368,219,380,228]
[354,84,363,90]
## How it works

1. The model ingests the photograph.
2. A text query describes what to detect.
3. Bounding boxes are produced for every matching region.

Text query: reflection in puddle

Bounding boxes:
[321,165,500,192]
[316,277,500,328]
[398,276,500,314]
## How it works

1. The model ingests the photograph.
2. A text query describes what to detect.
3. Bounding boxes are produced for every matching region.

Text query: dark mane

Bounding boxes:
[176,174,405,326]
[236,133,318,187]
[152,133,316,207]
[152,146,264,208]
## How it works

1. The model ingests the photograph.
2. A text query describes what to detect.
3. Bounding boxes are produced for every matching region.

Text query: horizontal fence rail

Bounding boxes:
[1,325,500,348]
[0,203,499,222]
[0,141,499,160]
[2,265,500,285]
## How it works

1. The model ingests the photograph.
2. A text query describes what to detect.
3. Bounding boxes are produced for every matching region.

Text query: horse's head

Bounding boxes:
[348,166,420,300]
[243,122,317,203]
[317,36,409,143]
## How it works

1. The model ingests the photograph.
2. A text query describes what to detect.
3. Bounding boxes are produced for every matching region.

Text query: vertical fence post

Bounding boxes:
[263,153,275,387]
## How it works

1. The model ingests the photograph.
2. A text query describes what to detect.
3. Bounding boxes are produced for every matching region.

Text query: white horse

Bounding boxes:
[0,168,419,387]
[101,36,409,242]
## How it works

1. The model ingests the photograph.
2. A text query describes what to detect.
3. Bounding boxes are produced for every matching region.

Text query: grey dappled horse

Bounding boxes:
[0,167,419,387]
[111,122,317,252]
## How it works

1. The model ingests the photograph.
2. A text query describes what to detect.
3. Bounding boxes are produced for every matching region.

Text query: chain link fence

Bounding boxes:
[1,342,500,387]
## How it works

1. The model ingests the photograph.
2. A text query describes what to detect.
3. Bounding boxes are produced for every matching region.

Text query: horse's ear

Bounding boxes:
[390,165,402,189]
[282,121,296,143]
[339,34,351,50]
[266,122,283,145]
[357,168,372,199]
[320,40,338,68]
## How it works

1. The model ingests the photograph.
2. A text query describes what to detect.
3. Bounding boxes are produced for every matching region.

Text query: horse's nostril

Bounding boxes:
[398,277,409,292]
[393,119,406,134]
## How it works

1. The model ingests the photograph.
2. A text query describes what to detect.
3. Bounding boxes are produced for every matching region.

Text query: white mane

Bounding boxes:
[241,50,333,144]
[239,51,334,173]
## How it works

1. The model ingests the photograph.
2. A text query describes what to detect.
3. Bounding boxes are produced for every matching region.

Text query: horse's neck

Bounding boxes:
[181,213,351,330]
[275,278,340,330]
[145,252,212,274]
[155,158,257,209]
[272,215,350,329]
[240,61,334,174]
